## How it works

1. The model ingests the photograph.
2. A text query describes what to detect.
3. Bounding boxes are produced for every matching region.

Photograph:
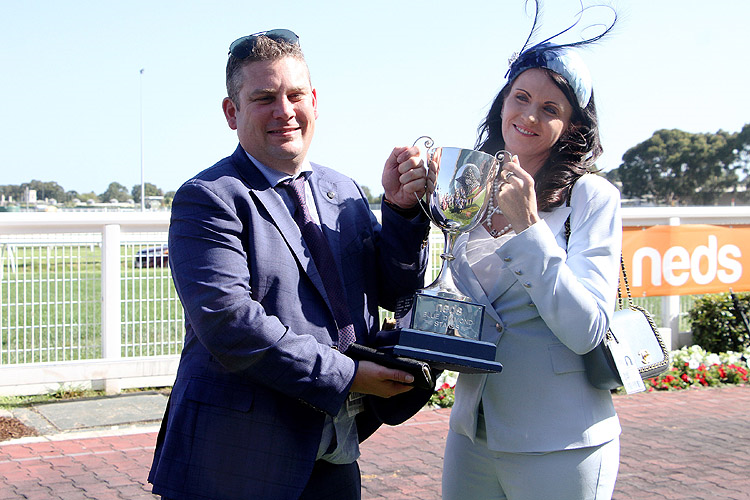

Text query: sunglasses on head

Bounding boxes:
[229,29,300,58]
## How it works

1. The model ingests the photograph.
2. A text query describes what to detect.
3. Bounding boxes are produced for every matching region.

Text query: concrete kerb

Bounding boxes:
[3,392,168,445]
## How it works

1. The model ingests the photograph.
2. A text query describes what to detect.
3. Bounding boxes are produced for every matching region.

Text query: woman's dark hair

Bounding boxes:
[475,68,602,211]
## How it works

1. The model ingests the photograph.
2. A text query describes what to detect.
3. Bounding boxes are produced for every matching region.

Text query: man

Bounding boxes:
[148,29,431,500]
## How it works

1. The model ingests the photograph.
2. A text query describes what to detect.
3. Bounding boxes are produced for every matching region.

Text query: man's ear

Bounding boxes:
[312,88,319,119]
[222,97,238,130]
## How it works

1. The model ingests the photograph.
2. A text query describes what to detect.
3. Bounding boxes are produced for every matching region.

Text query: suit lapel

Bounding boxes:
[451,205,572,342]
[309,171,343,267]
[232,147,331,304]
[452,233,503,326]
[254,187,320,274]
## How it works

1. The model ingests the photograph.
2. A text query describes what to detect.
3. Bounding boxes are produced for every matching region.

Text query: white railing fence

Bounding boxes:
[2,207,750,396]
[1,213,179,396]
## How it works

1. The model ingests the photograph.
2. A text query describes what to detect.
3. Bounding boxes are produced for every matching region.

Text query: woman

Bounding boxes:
[441,12,623,500]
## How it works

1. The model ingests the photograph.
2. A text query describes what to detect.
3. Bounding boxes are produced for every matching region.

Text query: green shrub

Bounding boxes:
[687,292,750,353]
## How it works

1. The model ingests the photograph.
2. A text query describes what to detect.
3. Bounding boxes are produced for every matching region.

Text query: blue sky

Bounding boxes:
[1,0,748,196]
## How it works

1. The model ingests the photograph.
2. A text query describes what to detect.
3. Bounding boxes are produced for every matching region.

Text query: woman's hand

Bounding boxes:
[495,155,540,233]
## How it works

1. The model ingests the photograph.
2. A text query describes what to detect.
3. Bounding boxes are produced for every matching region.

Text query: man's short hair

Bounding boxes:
[226,35,308,108]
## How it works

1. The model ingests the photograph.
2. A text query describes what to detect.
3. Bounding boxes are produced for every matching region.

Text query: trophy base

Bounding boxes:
[379,328,502,374]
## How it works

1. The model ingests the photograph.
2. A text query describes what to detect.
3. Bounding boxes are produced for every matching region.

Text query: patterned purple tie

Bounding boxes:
[283,176,357,352]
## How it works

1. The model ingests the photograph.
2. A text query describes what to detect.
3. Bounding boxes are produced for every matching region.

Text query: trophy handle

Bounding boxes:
[412,135,434,153]
[494,150,513,168]
[491,150,513,184]
[483,150,513,217]
[412,136,435,220]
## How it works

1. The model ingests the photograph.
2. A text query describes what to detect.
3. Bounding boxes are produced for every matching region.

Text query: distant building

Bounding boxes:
[145,195,164,209]
[23,188,37,204]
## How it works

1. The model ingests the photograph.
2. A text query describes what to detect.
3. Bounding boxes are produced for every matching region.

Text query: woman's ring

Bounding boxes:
[503,171,514,182]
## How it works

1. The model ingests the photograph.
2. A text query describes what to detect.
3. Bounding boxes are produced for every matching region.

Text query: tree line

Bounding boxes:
[1,180,377,208]
[0,181,176,207]
[3,123,748,208]
[605,123,750,206]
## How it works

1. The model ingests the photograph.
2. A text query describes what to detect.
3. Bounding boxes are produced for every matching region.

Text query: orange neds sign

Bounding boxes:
[623,225,750,297]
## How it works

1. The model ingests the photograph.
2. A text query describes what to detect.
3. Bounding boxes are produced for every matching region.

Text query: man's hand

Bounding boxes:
[350,360,415,398]
[381,146,428,209]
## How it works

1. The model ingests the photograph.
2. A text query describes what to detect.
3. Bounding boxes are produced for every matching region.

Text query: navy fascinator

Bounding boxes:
[505,0,617,108]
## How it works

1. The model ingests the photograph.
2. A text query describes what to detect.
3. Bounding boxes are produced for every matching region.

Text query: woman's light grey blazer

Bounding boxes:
[449,173,623,453]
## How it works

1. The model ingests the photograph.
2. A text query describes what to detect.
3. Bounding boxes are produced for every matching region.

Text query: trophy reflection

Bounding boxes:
[383,137,510,373]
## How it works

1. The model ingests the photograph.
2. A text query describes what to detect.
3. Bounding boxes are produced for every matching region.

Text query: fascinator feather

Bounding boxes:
[506,0,617,108]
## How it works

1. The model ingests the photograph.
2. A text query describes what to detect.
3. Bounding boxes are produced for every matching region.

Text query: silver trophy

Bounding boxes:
[385,137,510,373]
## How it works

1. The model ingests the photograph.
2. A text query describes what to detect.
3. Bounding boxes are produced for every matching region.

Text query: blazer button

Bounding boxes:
[503,256,512,262]
[514,269,523,276]
[495,323,504,333]
[523,282,532,288]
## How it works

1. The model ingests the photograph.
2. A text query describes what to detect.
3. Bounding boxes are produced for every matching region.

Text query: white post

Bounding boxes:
[139,68,145,212]
[102,224,122,393]
[662,216,682,349]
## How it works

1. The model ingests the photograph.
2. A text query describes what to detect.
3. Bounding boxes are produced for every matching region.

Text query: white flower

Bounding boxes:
[705,353,721,365]
[436,370,459,387]
[669,345,750,368]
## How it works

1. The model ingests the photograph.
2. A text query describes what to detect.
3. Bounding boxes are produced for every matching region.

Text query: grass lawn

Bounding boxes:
[1,242,184,364]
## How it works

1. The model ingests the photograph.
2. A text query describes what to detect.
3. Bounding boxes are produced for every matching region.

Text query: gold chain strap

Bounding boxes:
[617,255,632,311]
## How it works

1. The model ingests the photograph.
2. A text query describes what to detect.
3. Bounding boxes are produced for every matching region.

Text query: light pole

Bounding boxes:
[139,68,145,211]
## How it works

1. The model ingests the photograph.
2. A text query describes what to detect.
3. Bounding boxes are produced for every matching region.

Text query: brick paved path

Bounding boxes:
[1,386,748,499]
[612,386,749,500]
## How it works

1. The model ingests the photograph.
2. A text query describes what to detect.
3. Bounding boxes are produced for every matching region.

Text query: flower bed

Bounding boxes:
[428,345,750,408]
[429,371,458,408]
[641,345,749,392]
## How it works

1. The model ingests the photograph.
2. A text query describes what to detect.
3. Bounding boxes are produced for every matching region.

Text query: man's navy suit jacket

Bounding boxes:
[148,145,430,500]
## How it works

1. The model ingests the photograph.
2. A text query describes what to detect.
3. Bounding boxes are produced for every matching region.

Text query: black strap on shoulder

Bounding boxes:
[565,182,574,243]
